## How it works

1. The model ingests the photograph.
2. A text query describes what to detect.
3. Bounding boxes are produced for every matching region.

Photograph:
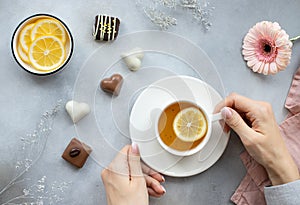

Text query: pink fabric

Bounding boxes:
[231,67,300,205]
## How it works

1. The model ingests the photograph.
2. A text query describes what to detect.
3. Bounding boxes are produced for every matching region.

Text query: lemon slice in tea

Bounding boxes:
[173,107,207,142]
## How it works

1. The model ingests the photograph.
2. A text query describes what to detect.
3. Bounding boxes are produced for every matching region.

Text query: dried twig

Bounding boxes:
[137,0,214,30]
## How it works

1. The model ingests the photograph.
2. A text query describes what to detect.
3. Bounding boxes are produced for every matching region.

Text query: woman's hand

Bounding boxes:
[101,144,165,205]
[215,93,299,185]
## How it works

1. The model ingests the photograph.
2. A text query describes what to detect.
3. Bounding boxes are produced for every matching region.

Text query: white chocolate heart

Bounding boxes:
[121,48,144,71]
[65,100,90,123]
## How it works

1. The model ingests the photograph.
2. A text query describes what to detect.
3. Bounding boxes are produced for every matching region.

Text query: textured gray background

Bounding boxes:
[1,0,300,204]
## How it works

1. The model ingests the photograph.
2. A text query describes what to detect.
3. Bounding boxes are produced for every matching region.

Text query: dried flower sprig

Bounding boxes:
[144,7,177,30]
[157,0,177,8]
[2,176,71,205]
[136,0,214,31]
[180,0,198,8]
[191,2,214,30]
[0,101,61,203]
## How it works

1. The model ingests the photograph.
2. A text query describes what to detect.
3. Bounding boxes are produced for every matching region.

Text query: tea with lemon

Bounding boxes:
[158,101,208,151]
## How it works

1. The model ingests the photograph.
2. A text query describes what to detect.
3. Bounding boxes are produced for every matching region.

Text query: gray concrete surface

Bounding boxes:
[1,0,300,204]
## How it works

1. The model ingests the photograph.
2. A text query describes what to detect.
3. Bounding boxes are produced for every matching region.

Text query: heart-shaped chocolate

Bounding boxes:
[121,48,144,71]
[100,74,123,96]
[65,100,90,123]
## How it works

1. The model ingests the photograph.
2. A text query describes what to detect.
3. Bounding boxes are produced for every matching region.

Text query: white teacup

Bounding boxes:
[155,100,222,156]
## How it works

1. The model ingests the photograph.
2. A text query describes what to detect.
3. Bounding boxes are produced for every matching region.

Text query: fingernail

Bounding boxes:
[221,107,232,120]
[161,185,166,193]
[161,176,165,182]
[131,142,139,155]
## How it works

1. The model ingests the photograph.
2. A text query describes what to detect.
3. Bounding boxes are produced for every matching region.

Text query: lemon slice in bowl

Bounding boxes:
[173,107,208,142]
[19,23,34,53]
[17,43,30,63]
[28,36,65,72]
[30,18,66,44]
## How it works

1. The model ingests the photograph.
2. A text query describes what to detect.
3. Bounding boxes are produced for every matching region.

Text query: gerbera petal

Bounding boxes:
[242,49,256,56]
[269,29,278,41]
[277,51,292,59]
[273,22,281,30]
[263,63,269,75]
[276,30,289,42]
[269,62,278,74]
[264,22,273,37]
[251,27,262,39]
[276,37,288,47]
[257,62,265,73]
[244,55,257,61]
[278,64,286,71]
[257,22,267,37]
[252,61,262,72]
[276,57,289,69]
[247,58,259,67]
[243,51,257,58]
[242,44,257,51]
[244,33,258,43]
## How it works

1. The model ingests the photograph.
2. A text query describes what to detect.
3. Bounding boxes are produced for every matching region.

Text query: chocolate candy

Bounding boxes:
[121,48,144,71]
[93,15,120,41]
[100,74,123,96]
[65,100,91,123]
[62,138,92,168]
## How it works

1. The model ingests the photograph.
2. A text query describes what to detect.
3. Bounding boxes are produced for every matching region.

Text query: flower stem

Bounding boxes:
[290,35,300,42]
[2,195,34,205]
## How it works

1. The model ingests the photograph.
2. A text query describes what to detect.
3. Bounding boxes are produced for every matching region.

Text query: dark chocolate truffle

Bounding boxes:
[93,15,120,41]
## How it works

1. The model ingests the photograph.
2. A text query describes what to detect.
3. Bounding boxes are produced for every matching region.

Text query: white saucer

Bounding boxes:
[130,75,230,177]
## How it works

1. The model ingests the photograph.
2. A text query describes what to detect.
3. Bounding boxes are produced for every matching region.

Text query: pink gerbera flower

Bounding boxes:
[242,21,293,75]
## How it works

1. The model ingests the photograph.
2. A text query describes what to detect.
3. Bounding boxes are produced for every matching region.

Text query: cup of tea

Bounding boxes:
[156,100,222,156]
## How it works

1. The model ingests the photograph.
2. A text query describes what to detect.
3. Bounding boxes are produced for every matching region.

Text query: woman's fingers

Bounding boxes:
[145,175,166,197]
[141,157,166,197]
[221,107,255,140]
[214,93,260,133]
[141,162,165,182]
[147,187,165,198]
[215,93,259,114]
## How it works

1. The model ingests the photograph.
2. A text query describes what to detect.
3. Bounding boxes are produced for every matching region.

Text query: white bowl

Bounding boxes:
[11,14,74,76]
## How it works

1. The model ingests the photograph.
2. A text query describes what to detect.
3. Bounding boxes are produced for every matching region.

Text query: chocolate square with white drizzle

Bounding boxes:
[93,15,120,41]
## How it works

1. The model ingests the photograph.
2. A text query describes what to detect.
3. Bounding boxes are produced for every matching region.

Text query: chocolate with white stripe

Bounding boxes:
[93,15,120,41]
